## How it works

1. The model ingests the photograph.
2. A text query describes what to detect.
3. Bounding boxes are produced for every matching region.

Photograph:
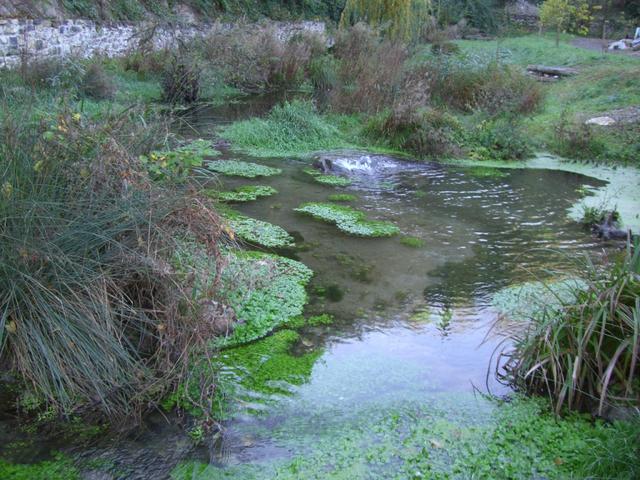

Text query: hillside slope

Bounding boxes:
[0,0,345,22]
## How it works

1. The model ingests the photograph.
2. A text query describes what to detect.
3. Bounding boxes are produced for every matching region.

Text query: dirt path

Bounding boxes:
[571,36,640,56]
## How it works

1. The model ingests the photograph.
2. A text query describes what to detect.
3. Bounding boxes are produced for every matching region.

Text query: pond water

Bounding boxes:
[0,99,614,479]
[163,141,606,477]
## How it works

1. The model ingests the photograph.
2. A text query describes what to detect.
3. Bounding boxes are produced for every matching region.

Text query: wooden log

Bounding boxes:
[526,65,578,76]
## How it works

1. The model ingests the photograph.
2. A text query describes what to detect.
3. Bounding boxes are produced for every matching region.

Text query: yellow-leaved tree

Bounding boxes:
[339,0,432,42]
[539,0,592,47]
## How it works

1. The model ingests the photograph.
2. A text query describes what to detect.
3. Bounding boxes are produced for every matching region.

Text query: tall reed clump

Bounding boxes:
[0,102,226,420]
[498,242,640,416]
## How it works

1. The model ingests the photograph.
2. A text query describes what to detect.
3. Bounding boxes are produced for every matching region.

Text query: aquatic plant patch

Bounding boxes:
[313,174,352,187]
[139,139,219,180]
[400,236,425,248]
[219,329,322,400]
[226,214,294,248]
[171,395,640,480]
[328,193,357,202]
[207,160,281,178]
[213,185,277,202]
[303,167,352,187]
[492,278,587,322]
[295,203,399,237]
[218,250,314,348]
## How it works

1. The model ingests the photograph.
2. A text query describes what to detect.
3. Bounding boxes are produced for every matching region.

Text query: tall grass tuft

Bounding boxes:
[0,101,225,420]
[498,242,640,415]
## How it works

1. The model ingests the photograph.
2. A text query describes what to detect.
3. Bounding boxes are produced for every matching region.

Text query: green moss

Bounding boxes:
[217,250,313,348]
[295,202,399,237]
[225,215,294,248]
[212,185,277,202]
[400,236,425,248]
[219,329,322,398]
[220,100,354,157]
[207,160,281,178]
[0,454,79,480]
[328,193,357,202]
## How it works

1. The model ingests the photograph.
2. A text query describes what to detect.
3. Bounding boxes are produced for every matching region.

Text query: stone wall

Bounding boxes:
[0,19,326,68]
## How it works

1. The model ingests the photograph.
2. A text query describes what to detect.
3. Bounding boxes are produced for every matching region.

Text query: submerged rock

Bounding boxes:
[592,212,631,241]
[311,152,400,175]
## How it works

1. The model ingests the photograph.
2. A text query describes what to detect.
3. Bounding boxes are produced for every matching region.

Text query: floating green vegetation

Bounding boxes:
[283,314,334,329]
[304,167,352,187]
[328,193,357,202]
[313,175,352,187]
[219,329,322,399]
[213,185,277,202]
[226,214,294,248]
[220,100,352,157]
[139,139,219,180]
[400,236,425,248]
[0,454,79,480]
[207,160,281,178]
[295,203,399,237]
[218,250,314,348]
[492,278,587,322]
[171,395,640,479]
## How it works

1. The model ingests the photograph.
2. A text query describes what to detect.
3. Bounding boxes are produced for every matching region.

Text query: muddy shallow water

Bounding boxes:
[0,99,617,479]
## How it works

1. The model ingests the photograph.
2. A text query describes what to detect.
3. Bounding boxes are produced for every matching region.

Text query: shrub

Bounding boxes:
[121,49,170,78]
[19,58,82,90]
[429,59,543,115]
[0,106,225,419]
[467,117,533,160]
[497,241,640,415]
[162,55,201,104]
[330,24,408,114]
[80,63,116,100]
[197,25,324,93]
[365,107,464,158]
[552,111,606,159]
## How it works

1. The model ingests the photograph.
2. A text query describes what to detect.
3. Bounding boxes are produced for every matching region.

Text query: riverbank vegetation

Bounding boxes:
[1,1,639,477]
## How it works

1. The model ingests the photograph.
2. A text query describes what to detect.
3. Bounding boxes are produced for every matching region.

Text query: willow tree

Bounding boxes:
[340,0,432,41]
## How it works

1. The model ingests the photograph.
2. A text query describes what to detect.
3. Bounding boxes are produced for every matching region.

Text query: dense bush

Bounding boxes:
[80,63,117,100]
[467,116,533,160]
[19,58,83,90]
[162,56,201,104]
[197,26,324,93]
[552,111,606,159]
[429,59,543,114]
[365,107,464,158]
[329,23,408,113]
